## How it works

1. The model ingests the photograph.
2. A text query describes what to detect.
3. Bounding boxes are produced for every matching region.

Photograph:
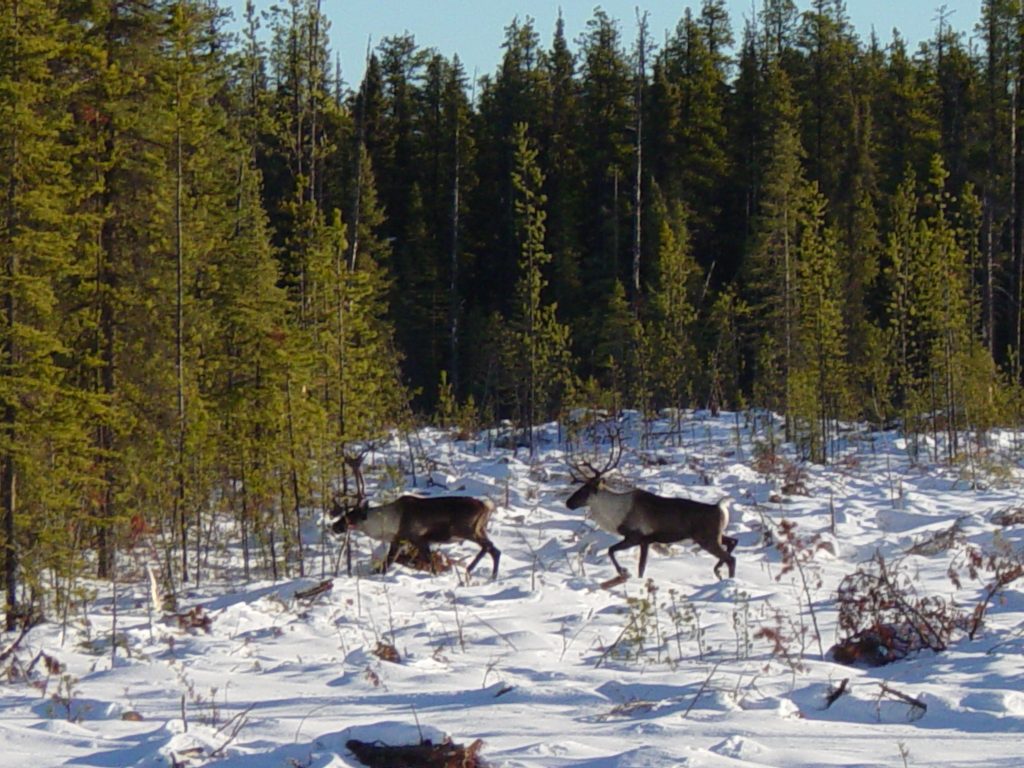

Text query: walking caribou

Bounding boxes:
[331,495,501,579]
[566,443,737,585]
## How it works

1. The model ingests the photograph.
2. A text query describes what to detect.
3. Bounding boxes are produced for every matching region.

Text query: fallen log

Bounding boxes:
[346,736,485,768]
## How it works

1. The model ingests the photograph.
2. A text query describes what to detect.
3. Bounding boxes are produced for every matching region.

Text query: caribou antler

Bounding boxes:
[342,441,377,502]
[568,424,624,482]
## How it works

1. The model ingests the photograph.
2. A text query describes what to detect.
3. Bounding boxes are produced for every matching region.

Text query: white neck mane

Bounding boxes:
[586,488,633,534]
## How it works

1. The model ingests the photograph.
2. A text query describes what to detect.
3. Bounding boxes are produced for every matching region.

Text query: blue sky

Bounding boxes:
[228,1,982,89]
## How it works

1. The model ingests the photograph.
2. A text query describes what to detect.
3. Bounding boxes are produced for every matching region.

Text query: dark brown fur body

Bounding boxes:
[333,495,500,578]
[567,481,737,580]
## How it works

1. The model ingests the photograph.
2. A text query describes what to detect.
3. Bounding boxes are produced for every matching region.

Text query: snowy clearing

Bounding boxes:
[2,411,1023,767]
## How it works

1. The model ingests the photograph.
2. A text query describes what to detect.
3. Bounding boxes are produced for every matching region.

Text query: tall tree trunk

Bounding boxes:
[449,118,461,393]
[631,12,647,312]
[1014,2,1023,377]
[96,106,118,580]
[175,95,189,582]
[2,70,17,628]
[284,377,304,577]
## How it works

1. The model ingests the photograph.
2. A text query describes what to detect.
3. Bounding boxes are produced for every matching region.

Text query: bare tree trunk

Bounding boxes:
[349,40,371,271]
[631,12,648,313]
[1014,2,1023,378]
[783,203,793,441]
[284,377,304,577]
[174,86,189,583]
[307,0,321,209]
[449,114,461,393]
[96,48,119,580]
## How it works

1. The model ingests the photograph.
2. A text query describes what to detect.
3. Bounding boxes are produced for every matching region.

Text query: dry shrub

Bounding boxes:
[831,552,964,666]
[752,440,783,477]
[834,539,1024,663]
[906,520,965,556]
[373,641,401,664]
[170,606,212,634]
[394,545,454,574]
[991,507,1024,527]
[948,539,1024,640]
[781,463,809,496]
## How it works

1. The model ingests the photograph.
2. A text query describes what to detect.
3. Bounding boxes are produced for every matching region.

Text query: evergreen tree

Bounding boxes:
[790,188,848,461]
[66,0,177,580]
[883,159,998,460]
[742,63,810,430]
[589,278,641,407]
[541,14,583,323]
[575,9,635,381]
[794,0,858,207]
[206,145,292,582]
[464,17,550,398]
[874,33,939,197]
[501,123,575,450]
[0,0,86,627]
[725,19,769,274]
[928,11,978,194]
[836,89,884,417]
[644,195,700,410]
[576,9,634,291]
[336,150,407,441]
[650,5,731,257]
[391,51,473,408]
[976,0,1015,357]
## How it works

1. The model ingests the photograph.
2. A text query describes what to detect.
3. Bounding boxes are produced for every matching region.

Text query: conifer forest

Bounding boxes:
[2,0,1023,626]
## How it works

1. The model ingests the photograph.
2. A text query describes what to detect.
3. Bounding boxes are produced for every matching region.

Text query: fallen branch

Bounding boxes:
[346,736,485,767]
[210,704,254,757]
[295,580,333,602]
[0,621,33,665]
[682,662,722,719]
[824,678,849,709]
[877,682,927,719]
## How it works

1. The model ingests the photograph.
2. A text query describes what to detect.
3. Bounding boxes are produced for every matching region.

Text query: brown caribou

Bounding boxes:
[567,442,737,585]
[331,495,501,579]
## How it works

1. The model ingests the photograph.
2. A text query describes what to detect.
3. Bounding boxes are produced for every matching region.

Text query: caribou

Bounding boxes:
[331,495,501,579]
[567,442,737,585]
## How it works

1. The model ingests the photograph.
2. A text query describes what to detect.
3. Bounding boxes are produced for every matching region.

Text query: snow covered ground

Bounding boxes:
[2,410,1023,767]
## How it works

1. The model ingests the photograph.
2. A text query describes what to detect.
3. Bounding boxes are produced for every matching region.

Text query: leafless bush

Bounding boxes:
[373,641,401,664]
[755,608,810,674]
[774,519,828,658]
[752,440,783,478]
[832,552,964,665]
[948,538,1024,640]
[781,463,809,496]
[906,519,965,556]
[991,507,1024,527]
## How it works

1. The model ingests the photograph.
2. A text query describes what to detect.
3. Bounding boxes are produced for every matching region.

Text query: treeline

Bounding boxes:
[1,0,1022,624]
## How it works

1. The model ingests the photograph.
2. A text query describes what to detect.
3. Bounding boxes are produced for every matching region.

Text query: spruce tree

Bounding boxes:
[575,9,635,384]
[743,63,810,432]
[790,188,848,461]
[541,14,583,325]
[501,123,575,451]
[644,195,700,410]
[0,0,86,627]
[67,0,177,580]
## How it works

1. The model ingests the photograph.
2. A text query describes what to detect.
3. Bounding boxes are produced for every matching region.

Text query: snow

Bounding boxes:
[2,410,1023,767]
